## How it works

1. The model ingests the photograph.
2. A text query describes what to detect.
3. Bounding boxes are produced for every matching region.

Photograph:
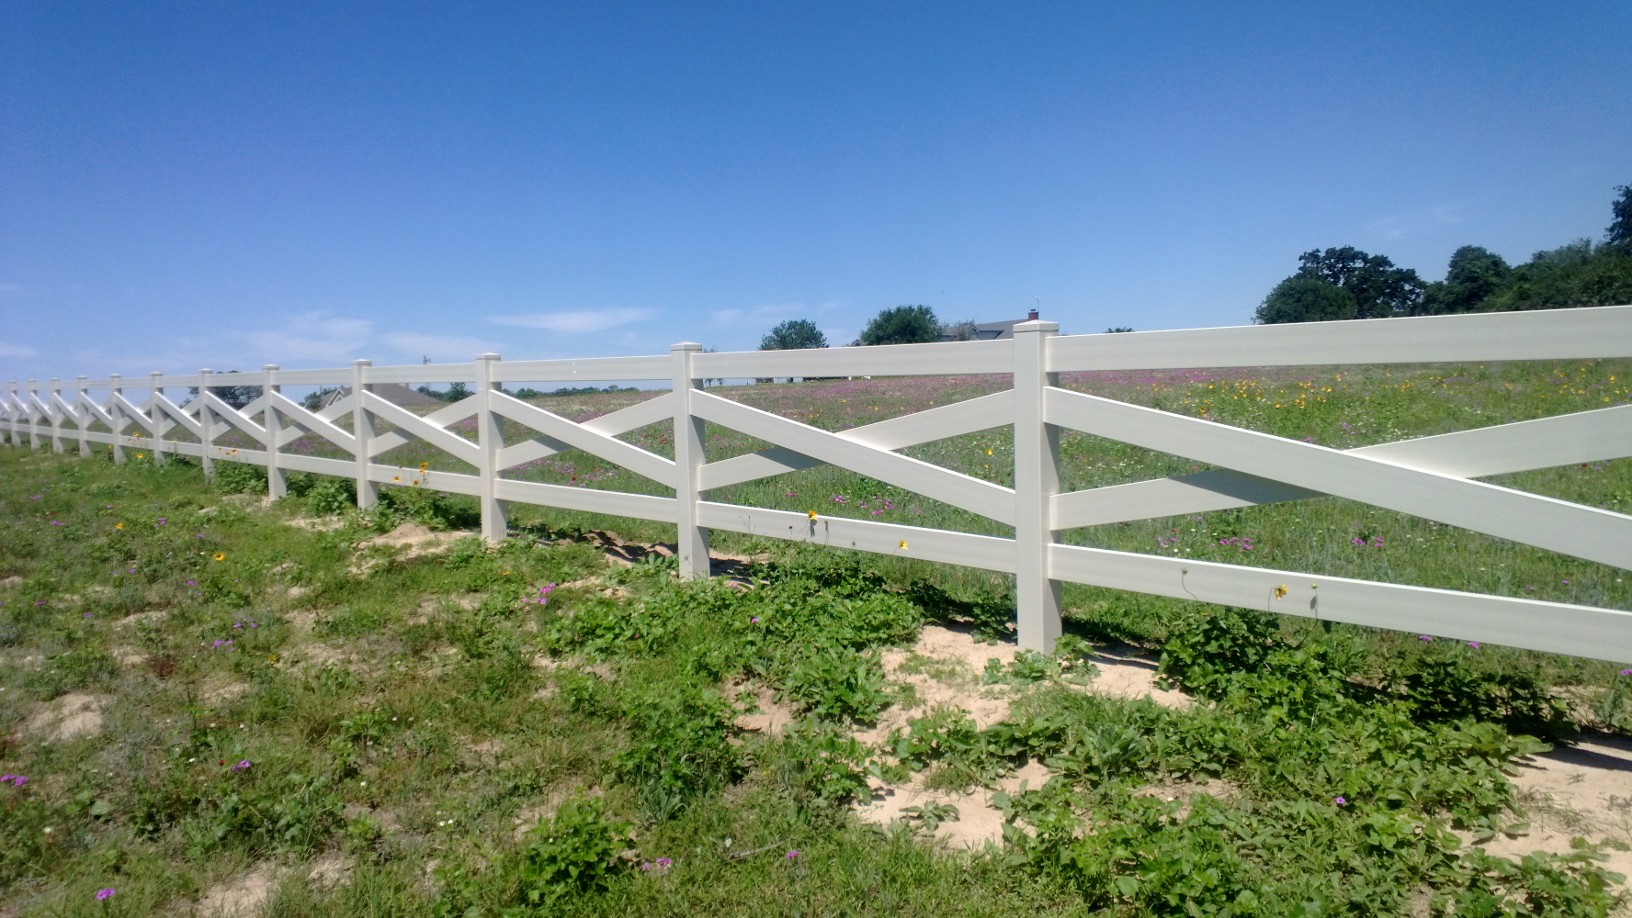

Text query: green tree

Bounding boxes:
[759,319,828,350]
[941,319,979,341]
[859,305,940,345]
[1255,276,1356,324]
[1421,245,1512,314]
[1294,246,1424,318]
[188,371,262,410]
[1607,184,1632,251]
[1485,239,1632,311]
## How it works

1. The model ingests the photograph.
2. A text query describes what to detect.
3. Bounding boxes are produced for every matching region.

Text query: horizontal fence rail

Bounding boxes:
[5,307,1632,662]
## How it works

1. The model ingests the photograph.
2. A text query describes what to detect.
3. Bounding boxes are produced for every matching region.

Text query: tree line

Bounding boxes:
[1256,185,1632,324]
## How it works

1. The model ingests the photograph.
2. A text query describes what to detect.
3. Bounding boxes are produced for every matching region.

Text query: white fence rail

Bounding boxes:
[6,308,1632,662]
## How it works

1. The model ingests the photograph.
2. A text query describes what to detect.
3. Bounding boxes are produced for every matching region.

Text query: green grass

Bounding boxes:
[2,359,1630,915]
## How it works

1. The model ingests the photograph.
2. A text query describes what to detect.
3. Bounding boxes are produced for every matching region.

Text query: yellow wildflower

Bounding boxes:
[213,551,226,562]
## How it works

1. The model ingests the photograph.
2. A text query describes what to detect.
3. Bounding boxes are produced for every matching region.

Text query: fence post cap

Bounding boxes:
[476,352,501,361]
[671,341,703,351]
[262,364,279,371]
[351,359,372,367]
[1013,320,1060,334]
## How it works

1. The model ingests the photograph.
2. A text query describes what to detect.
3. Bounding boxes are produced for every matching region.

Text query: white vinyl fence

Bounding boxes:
[5,308,1632,662]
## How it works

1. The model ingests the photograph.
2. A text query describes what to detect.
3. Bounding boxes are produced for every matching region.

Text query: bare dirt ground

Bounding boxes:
[846,622,1632,906]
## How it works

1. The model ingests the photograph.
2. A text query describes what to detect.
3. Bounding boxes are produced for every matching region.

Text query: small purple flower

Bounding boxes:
[231,760,251,772]
[155,517,167,526]
[186,579,196,587]
[83,612,94,619]
[785,850,800,861]
[1619,668,1632,677]
[1,774,26,787]
[750,616,760,624]
[1418,635,1433,643]
[96,888,115,900]
[1561,579,1571,586]
[1333,796,1347,807]
[1467,641,1481,649]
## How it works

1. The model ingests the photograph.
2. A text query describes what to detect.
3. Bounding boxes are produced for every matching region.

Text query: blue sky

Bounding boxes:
[3,1,1629,384]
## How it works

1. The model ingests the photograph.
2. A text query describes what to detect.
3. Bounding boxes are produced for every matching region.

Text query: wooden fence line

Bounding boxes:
[5,307,1632,662]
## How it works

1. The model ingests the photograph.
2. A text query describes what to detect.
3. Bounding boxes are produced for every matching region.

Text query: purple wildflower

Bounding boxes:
[96,888,115,900]
[1418,635,1433,643]
[785,850,800,861]
[1467,641,1481,649]
[1333,796,1347,807]
[231,760,252,772]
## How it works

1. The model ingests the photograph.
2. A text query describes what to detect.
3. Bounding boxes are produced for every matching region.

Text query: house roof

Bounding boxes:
[318,383,443,410]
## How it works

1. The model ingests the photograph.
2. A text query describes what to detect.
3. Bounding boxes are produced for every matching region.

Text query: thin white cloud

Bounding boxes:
[0,339,38,358]
[487,308,654,334]
[1366,203,1464,241]
[383,332,502,363]
[710,301,838,326]
[232,312,373,363]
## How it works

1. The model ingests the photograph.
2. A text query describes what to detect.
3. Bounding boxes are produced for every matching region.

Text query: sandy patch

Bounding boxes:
[1464,734,1632,896]
[306,852,350,890]
[196,862,279,917]
[857,759,1056,850]
[1081,644,1192,710]
[288,516,345,532]
[855,625,1019,748]
[282,610,319,635]
[202,676,250,707]
[351,522,462,571]
[733,682,798,736]
[24,692,104,741]
[118,608,170,628]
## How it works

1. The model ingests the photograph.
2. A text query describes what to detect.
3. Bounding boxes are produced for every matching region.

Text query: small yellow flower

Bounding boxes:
[1273,584,1289,599]
[501,569,511,577]
[418,461,429,471]
[136,452,146,459]
[898,540,908,551]
[114,522,125,530]
[807,510,817,521]
[985,448,992,456]
[213,551,226,562]
[393,476,400,482]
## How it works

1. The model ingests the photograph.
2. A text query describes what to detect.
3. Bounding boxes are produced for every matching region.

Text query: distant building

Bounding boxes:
[317,383,442,411]
[938,309,1053,342]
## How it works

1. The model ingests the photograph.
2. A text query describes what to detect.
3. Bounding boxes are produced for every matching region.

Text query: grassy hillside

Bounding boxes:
[1,359,1628,915]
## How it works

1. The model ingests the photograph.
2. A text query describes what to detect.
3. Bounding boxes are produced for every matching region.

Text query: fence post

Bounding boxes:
[28,380,41,450]
[75,377,91,457]
[49,378,64,453]
[1013,319,1062,653]
[110,375,124,463]
[352,359,378,509]
[671,342,710,579]
[476,353,509,543]
[263,365,286,499]
[4,381,14,447]
[199,369,215,478]
[149,372,166,465]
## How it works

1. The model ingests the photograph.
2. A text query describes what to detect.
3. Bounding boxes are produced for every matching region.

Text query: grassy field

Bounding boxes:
[1,359,1630,915]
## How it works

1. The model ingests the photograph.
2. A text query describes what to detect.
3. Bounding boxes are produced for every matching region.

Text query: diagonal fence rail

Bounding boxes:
[5,307,1631,661]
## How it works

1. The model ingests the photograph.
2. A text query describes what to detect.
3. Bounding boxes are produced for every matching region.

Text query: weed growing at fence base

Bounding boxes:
[2,359,1630,914]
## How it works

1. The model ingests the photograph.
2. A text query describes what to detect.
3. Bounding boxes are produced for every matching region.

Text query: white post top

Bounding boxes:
[1013,319,1060,334]
[263,363,279,371]
[476,352,501,361]
[352,359,372,367]
[671,341,703,351]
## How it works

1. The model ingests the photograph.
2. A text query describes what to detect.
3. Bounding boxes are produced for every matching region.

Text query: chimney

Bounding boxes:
[1026,308,1039,321]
